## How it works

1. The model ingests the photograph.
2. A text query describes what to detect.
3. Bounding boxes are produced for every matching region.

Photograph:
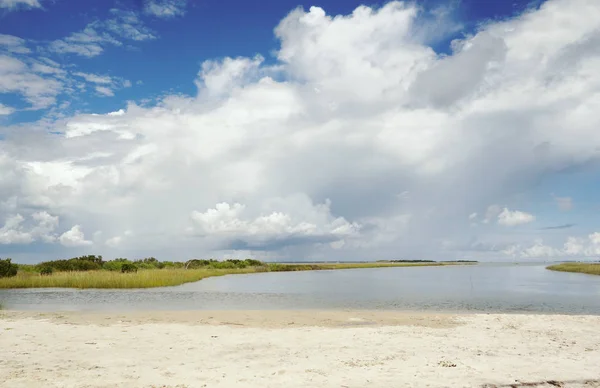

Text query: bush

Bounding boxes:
[39,267,54,276]
[244,259,263,267]
[121,263,138,273]
[208,261,237,269]
[134,257,165,269]
[103,260,124,271]
[37,256,104,272]
[0,258,18,278]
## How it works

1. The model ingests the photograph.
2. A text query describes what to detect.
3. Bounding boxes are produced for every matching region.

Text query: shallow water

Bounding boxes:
[1,263,600,313]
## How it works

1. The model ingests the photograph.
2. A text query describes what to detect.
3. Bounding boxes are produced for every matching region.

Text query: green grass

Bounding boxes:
[0,261,460,289]
[546,262,600,276]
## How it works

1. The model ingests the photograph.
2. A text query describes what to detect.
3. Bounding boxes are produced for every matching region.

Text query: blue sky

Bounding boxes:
[1,0,544,121]
[1,0,600,262]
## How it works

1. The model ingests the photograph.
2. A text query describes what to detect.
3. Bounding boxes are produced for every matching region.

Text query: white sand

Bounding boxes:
[1,310,599,388]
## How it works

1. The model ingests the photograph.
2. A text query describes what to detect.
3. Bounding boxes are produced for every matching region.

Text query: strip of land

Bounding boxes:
[0,310,598,388]
[0,261,461,289]
[547,263,600,276]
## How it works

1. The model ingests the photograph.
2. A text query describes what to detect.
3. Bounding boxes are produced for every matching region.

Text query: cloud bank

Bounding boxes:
[1,0,600,262]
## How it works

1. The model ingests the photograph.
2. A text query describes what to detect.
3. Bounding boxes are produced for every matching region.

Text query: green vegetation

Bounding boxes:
[0,256,469,289]
[547,262,600,276]
[0,258,18,278]
[39,266,54,276]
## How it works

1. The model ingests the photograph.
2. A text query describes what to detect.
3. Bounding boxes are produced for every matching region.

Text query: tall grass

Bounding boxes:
[0,268,262,289]
[0,262,456,289]
[547,263,600,276]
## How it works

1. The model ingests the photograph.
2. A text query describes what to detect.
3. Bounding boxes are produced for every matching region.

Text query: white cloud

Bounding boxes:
[144,0,187,18]
[188,196,360,249]
[48,9,155,58]
[0,212,58,244]
[0,54,62,109]
[497,208,535,226]
[105,9,156,41]
[1,0,600,261]
[504,232,600,259]
[0,34,31,53]
[197,55,265,96]
[0,103,15,115]
[0,0,41,11]
[73,72,130,97]
[0,214,33,244]
[59,225,93,247]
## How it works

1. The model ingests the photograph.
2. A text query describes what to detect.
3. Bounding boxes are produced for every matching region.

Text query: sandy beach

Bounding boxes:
[1,310,599,388]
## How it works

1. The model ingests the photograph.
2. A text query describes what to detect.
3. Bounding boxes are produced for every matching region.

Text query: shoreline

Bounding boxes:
[1,310,599,387]
[0,262,468,290]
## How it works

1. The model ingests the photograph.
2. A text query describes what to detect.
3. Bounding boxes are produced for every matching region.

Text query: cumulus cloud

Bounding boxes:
[0,212,58,244]
[2,0,600,261]
[497,208,536,226]
[144,0,187,18]
[59,225,93,247]
[188,196,360,250]
[504,232,600,259]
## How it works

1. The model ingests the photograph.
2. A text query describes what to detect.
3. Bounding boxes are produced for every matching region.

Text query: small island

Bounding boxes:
[546,262,600,276]
[0,256,475,289]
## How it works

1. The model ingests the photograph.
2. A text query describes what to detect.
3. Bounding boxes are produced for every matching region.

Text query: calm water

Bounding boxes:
[1,263,600,314]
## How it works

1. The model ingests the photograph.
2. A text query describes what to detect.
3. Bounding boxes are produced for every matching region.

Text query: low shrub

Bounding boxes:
[0,258,18,278]
[121,263,138,273]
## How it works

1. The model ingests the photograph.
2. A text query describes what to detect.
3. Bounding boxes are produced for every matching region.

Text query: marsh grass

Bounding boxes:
[0,262,455,289]
[547,262,600,276]
[0,268,263,289]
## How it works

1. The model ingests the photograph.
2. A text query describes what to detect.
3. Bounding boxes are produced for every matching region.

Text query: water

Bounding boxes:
[1,263,600,314]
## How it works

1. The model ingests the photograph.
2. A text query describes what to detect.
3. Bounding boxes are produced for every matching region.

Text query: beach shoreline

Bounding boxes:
[1,310,599,388]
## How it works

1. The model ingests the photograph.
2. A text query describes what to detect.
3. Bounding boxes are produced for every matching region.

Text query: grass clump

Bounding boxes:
[547,262,600,276]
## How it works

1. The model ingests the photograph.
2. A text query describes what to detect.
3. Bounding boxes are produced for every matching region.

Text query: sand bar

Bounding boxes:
[1,310,599,388]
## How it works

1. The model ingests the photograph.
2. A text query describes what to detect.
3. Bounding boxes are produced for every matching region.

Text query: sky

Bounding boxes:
[1,0,599,263]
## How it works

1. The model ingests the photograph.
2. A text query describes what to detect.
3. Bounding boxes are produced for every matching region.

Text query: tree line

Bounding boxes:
[0,256,266,277]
